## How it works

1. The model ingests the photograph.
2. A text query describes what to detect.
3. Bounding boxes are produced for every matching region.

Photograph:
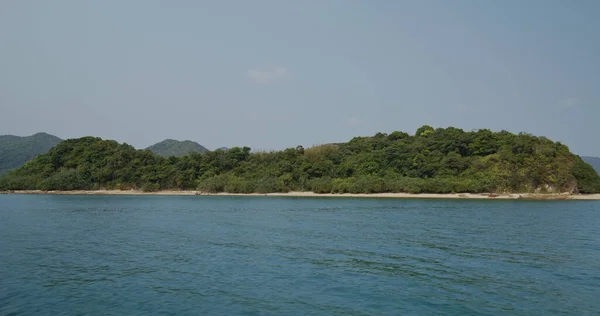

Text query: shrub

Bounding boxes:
[348,176,385,193]
[141,182,160,192]
[0,174,41,190]
[308,177,333,193]
[255,177,277,193]
[224,177,255,193]
[197,175,229,193]
[38,169,92,191]
[331,178,352,193]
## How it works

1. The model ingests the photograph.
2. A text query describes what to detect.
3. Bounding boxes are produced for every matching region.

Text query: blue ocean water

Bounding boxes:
[1,195,599,315]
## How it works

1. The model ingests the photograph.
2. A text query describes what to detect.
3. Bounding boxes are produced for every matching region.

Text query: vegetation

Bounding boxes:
[0,133,63,175]
[582,156,600,175]
[1,127,599,194]
[146,139,209,157]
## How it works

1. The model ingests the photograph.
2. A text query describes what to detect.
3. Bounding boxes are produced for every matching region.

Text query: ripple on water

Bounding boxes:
[1,195,599,315]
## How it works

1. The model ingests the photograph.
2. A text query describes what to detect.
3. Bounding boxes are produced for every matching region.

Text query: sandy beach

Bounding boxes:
[2,190,600,200]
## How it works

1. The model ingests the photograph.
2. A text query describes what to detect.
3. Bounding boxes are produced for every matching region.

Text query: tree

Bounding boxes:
[415,125,434,137]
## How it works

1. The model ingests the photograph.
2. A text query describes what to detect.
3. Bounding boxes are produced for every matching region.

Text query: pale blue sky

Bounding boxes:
[1,0,599,155]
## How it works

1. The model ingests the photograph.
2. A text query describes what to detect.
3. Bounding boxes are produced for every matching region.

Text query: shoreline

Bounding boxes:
[2,190,600,200]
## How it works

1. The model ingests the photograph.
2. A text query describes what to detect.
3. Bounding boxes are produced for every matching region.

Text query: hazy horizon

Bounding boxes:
[2,1,599,155]
[1,126,598,156]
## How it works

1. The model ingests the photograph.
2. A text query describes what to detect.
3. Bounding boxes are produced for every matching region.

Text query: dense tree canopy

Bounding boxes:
[1,127,599,194]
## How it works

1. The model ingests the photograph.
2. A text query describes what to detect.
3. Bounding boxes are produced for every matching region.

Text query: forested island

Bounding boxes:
[1,126,599,194]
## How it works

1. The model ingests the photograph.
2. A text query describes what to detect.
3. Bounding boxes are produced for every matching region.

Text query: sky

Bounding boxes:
[1,0,599,156]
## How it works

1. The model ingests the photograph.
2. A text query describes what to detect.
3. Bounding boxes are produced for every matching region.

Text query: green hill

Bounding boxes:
[0,133,63,175]
[1,126,599,194]
[582,156,600,175]
[146,139,209,157]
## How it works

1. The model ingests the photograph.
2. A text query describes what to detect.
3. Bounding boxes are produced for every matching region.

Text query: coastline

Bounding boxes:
[2,190,600,200]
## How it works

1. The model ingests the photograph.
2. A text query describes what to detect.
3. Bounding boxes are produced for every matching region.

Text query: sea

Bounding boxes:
[1,195,599,315]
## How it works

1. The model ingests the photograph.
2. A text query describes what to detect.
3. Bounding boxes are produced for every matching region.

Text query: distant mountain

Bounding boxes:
[0,132,63,175]
[582,156,600,175]
[146,139,209,157]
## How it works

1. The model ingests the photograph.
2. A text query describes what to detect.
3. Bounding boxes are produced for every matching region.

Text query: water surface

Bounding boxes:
[1,195,599,315]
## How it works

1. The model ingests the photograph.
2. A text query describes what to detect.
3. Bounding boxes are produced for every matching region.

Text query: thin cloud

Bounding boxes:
[246,65,289,84]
